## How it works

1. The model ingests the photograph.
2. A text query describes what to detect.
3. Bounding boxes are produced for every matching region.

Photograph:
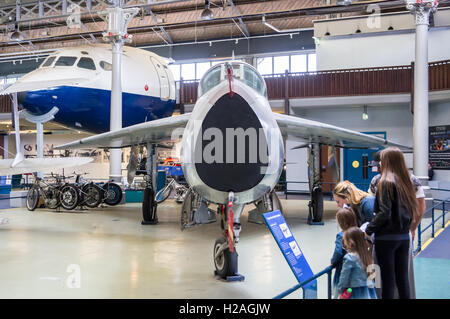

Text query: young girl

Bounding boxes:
[331,208,358,299]
[337,227,377,299]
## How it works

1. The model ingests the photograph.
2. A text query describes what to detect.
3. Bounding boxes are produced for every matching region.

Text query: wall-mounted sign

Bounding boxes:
[429,125,450,170]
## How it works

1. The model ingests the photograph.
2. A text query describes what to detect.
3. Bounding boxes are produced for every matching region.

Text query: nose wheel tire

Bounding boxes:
[213,237,237,278]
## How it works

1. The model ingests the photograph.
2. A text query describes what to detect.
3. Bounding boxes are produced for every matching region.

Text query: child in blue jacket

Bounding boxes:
[331,208,358,298]
[337,227,377,299]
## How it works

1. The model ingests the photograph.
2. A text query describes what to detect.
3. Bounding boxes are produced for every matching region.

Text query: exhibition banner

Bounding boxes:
[429,125,450,169]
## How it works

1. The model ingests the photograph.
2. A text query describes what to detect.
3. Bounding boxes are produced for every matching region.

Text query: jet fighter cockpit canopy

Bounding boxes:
[198,61,267,98]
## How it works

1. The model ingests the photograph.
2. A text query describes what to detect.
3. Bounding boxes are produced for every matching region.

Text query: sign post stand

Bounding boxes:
[263,210,317,299]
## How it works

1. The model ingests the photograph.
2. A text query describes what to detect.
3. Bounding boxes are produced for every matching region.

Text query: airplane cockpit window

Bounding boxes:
[199,65,221,96]
[243,65,267,98]
[225,62,267,98]
[55,56,77,67]
[198,62,267,98]
[41,56,56,67]
[100,61,112,71]
[77,57,96,70]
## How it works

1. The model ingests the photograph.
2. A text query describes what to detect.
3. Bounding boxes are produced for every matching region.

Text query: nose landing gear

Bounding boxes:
[213,192,245,282]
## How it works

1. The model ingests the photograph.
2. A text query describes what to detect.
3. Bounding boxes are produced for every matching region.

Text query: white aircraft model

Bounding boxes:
[56,61,408,279]
[0,43,175,176]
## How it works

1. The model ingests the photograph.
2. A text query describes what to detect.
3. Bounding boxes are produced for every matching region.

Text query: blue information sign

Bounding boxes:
[263,210,317,292]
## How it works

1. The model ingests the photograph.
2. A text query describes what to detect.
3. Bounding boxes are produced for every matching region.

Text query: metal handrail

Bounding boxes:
[414,196,450,255]
[430,188,450,192]
[278,180,372,200]
[273,265,334,299]
[0,196,28,200]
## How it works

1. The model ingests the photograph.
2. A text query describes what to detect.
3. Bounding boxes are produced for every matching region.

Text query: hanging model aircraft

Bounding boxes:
[0,43,176,175]
[55,60,409,279]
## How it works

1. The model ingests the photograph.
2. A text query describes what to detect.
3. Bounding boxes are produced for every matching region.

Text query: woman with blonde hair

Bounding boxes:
[333,180,375,226]
[364,147,419,299]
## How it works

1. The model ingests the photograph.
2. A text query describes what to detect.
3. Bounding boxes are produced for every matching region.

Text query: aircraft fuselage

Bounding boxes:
[15,44,176,134]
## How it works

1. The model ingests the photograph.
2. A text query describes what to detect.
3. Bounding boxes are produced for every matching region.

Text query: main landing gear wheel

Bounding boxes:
[310,187,324,222]
[142,187,158,225]
[213,237,238,278]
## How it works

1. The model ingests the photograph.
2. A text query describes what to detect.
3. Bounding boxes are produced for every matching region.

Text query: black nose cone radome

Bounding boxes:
[194,93,269,193]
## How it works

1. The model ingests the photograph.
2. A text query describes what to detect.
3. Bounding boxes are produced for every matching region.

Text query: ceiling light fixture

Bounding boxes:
[10,30,24,41]
[362,105,368,120]
[201,0,214,21]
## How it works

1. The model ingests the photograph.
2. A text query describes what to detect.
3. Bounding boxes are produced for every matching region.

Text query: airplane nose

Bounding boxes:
[17,90,53,116]
[194,93,269,193]
[17,91,27,105]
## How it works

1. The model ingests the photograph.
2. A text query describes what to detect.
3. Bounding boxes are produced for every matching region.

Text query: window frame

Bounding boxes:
[41,56,56,68]
[77,57,96,71]
[99,60,113,71]
[54,56,78,67]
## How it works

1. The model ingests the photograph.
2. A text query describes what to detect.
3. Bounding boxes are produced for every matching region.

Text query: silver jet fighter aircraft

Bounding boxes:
[56,61,408,279]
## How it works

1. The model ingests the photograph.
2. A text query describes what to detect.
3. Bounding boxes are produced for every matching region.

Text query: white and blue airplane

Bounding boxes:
[3,43,176,134]
[0,43,175,174]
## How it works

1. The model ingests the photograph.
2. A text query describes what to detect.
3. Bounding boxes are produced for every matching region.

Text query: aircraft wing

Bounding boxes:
[274,113,410,150]
[0,157,93,175]
[54,113,191,150]
[0,78,90,95]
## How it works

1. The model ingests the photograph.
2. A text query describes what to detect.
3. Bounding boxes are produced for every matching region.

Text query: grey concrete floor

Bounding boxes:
[0,198,342,299]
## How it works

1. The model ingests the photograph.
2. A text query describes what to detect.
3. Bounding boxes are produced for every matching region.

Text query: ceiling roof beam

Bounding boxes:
[227,0,249,38]
[147,6,173,44]
[0,0,194,25]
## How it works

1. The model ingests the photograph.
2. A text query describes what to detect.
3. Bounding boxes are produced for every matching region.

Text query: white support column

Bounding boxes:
[406,0,439,187]
[3,136,8,159]
[36,122,44,178]
[99,5,138,183]
[109,40,123,183]
[11,93,20,156]
[413,21,429,182]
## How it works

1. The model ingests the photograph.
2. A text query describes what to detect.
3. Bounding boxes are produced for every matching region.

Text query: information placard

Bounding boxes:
[429,125,450,169]
[263,210,316,291]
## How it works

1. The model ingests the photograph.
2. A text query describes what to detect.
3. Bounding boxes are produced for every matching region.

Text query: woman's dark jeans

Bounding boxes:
[375,239,411,299]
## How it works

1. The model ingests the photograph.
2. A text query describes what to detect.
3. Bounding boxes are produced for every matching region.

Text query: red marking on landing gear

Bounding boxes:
[144,84,149,91]
[227,201,235,253]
